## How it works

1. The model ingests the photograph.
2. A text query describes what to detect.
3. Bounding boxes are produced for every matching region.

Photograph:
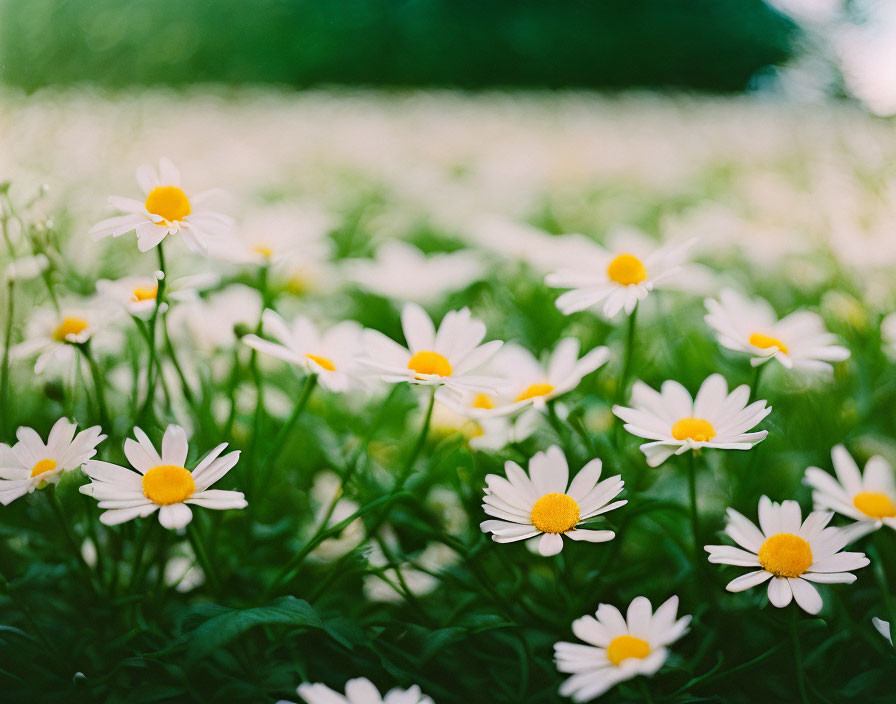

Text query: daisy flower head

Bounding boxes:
[0,418,105,505]
[554,595,691,702]
[89,157,231,254]
[705,496,870,614]
[292,677,433,704]
[480,445,626,556]
[219,204,335,266]
[804,445,896,537]
[11,299,108,374]
[612,373,771,467]
[80,425,245,529]
[882,312,896,359]
[243,310,363,393]
[96,272,218,319]
[704,288,850,372]
[872,618,892,645]
[359,303,504,395]
[545,232,695,319]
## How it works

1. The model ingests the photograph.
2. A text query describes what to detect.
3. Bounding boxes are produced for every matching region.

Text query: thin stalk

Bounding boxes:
[872,530,896,643]
[615,304,638,406]
[127,520,157,591]
[686,451,702,573]
[790,609,810,704]
[749,363,765,403]
[637,679,655,704]
[1,279,13,437]
[138,244,167,420]
[161,311,195,405]
[187,521,220,595]
[79,341,110,429]
[46,486,97,593]
[396,386,437,488]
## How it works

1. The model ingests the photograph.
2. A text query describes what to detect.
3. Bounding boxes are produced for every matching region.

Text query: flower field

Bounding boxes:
[1,89,895,703]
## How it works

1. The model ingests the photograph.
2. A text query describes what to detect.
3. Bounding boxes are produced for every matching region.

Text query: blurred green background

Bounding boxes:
[0,0,796,91]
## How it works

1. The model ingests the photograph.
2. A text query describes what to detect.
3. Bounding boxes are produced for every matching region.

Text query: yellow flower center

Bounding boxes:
[853,491,896,519]
[530,493,580,534]
[52,317,88,342]
[407,350,453,378]
[144,185,191,223]
[142,464,196,506]
[606,635,651,666]
[131,284,159,302]
[472,393,495,410]
[252,244,273,259]
[30,458,58,478]
[606,253,647,286]
[305,353,336,372]
[514,382,556,403]
[758,533,813,578]
[670,417,716,442]
[748,332,789,355]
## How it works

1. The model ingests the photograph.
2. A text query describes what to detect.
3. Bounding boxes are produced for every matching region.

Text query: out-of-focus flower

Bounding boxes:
[872,617,892,645]
[480,445,625,556]
[613,374,770,468]
[705,288,850,372]
[0,418,105,505]
[167,284,261,352]
[360,303,504,394]
[89,157,231,254]
[11,299,109,374]
[705,496,869,614]
[554,595,690,701]
[308,472,364,560]
[804,445,896,537]
[3,254,49,282]
[219,204,335,266]
[882,313,896,358]
[343,239,485,303]
[291,677,434,704]
[81,425,245,529]
[96,272,218,319]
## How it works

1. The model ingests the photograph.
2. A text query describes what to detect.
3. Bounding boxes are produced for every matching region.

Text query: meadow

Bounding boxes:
[1,89,895,703]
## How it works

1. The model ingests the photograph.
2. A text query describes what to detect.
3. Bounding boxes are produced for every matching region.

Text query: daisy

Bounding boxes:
[704,288,850,372]
[80,425,246,529]
[290,677,433,704]
[359,303,504,394]
[96,272,219,319]
[705,496,870,614]
[3,254,49,283]
[882,312,896,359]
[167,284,262,353]
[480,445,626,556]
[89,157,231,254]
[803,445,896,537]
[554,595,691,701]
[872,618,892,645]
[612,373,771,467]
[0,418,105,505]
[219,204,335,266]
[11,299,108,374]
[545,234,695,318]
[243,310,362,393]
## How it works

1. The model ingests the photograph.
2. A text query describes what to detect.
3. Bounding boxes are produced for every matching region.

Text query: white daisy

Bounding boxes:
[359,303,504,394]
[219,204,335,266]
[243,310,362,393]
[545,234,695,319]
[554,595,691,702]
[0,418,105,505]
[167,284,262,353]
[882,312,896,359]
[3,254,49,283]
[96,272,219,319]
[80,425,246,529]
[10,300,108,374]
[872,617,892,645]
[704,288,850,372]
[612,373,771,468]
[480,445,626,557]
[89,157,231,254]
[292,677,433,704]
[803,445,896,537]
[705,496,870,614]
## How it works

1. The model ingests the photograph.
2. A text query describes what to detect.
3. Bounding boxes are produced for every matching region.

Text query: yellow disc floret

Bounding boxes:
[142,464,196,506]
[606,635,651,666]
[758,533,813,578]
[53,317,88,342]
[305,353,336,372]
[131,284,159,302]
[472,393,495,410]
[407,350,453,378]
[530,493,580,534]
[514,383,556,403]
[252,244,273,259]
[853,491,896,519]
[748,332,788,355]
[670,417,716,442]
[144,185,191,223]
[30,459,58,478]
[606,253,647,286]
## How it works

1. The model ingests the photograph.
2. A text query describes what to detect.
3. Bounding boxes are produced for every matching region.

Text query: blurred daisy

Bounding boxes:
[0,418,105,505]
[705,496,870,614]
[219,204,335,266]
[804,445,896,537]
[554,595,691,701]
[545,235,694,318]
[89,157,231,254]
[872,617,892,645]
[882,312,896,358]
[343,240,485,304]
[3,254,49,283]
[360,303,504,394]
[11,300,107,374]
[243,310,362,393]
[613,374,771,467]
[480,445,625,556]
[80,425,246,529]
[291,677,433,704]
[167,284,262,353]
[96,272,219,319]
[704,288,850,372]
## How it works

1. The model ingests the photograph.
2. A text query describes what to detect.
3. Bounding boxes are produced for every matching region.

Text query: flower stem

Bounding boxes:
[139,243,167,421]
[1,279,13,438]
[872,530,896,644]
[790,608,810,704]
[749,363,765,404]
[637,678,655,704]
[396,385,437,489]
[686,451,703,573]
[616,304,638,406]
[187,521,220,595]
[46,485,97,593]
[79,341,110,430]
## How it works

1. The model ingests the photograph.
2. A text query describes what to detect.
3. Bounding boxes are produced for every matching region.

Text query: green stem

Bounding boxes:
[187,521,220,595]
[616,304,638,406]
[686,451,702,573]
[790,609,810,704]
[139,244,167,420]
[872,530,896,644]
[46,486,97,593]
[637,679,655,704]
[127,520,157,591]
[749,363,765,403]
[79,341,110,430]
[396,386,437,488]
[161,311,195,405]
[1,279,13,438]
